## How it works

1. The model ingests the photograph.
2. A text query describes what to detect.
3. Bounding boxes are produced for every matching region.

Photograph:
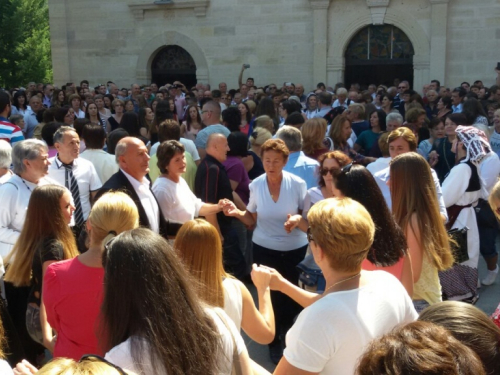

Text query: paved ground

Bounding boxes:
[245,255,500,372]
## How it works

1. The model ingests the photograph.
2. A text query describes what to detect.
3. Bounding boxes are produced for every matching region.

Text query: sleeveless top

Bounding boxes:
[108,116,120,132]
[463,160,481,192]
[413,253,441,305]
[222,277,243,331]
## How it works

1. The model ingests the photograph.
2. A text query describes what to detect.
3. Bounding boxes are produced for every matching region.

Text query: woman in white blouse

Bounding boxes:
[152,140,228,223]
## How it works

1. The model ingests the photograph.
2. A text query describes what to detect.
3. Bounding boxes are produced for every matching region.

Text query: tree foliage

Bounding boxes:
[0,0,53,88]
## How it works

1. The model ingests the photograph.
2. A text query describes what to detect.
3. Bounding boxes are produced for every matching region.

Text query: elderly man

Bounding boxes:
[0,140,56,257]
[276,126,319,189]
[96,137,181,237]
[48,126,102,237]
[195,133,246,279]
[195,100,230,159]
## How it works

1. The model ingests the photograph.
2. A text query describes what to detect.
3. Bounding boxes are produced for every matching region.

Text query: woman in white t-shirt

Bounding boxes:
[174,219,275,344]
[101,228,253,375]
[252,198,417,375]
[152,140,228,223]
[224,138,308,363]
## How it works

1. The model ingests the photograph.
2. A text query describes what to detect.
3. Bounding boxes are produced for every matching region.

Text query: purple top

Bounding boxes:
[223,156,250,205]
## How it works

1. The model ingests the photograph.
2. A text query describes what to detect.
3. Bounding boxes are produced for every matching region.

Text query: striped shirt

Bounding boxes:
[0,117,24,146]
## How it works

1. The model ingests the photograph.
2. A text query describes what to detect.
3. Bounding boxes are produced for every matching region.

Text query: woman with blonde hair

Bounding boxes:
[43,192,139,359]
[14,356,131,375]
[390,152,454,312]
[252,198,417,374]
[301,118,329,160]
[249,127,273,158]
[4,185,78,350]
[174,219,275,344]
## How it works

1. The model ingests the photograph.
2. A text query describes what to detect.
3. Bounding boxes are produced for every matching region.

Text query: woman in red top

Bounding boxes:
[238,102,252,136]
[43,191,139,360]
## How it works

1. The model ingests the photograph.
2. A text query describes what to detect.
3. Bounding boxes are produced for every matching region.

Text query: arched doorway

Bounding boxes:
[151,45,197,88]
[344,25,414,88]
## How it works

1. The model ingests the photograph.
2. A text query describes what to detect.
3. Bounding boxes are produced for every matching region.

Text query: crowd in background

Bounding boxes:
[0,66,500,374]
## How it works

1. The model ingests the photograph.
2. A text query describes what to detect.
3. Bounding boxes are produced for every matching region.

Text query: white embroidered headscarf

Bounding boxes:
[455,125,491,164]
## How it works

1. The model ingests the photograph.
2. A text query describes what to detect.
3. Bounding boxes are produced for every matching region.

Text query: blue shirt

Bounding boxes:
[452,103,463,113]
[23,109,38,139]
[283,151,319,190]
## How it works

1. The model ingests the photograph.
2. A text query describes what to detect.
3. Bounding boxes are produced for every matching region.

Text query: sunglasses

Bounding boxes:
[339,163,353,174]
[320,167,339,176]
[307,227,314,243]
[79,354,127,375]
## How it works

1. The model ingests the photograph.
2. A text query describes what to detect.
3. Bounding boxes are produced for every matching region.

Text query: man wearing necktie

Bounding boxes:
[48,126,102,240]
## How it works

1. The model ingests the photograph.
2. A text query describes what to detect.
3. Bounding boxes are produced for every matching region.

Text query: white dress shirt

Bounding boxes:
[121,169,160,234]
[48,156,102,220]
[0,174,59,258]
[80,149,119,185]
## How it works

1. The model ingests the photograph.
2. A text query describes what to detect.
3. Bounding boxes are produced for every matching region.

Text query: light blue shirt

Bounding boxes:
[283,151,319,190]
[247,171,308,251]
[452,103,463,113]
[23,109,38,139]
[312,106,331,119]
[194,124,230,149]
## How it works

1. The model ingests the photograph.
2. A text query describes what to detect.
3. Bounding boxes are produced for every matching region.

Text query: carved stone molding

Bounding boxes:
[428,0,450,3]
[129,1,209,20]
[366,0,390,25]
[308,0,331,10]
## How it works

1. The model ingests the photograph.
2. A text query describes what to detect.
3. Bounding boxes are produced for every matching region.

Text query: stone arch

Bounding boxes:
[135,31,209,84]
[327,8,430,89]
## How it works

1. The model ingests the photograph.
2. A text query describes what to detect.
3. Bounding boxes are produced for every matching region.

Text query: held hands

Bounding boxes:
[284,214,300,233]
[218,199,235,212]
[252,264,284,291]
[221,200,240,217]
[251,263,271,293]
[13,360,38,375]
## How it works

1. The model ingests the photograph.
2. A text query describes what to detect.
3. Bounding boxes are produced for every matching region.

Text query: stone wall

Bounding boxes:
[48,0,500,91]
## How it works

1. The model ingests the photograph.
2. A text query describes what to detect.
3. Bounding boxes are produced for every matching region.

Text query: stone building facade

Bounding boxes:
[48,0,500,91]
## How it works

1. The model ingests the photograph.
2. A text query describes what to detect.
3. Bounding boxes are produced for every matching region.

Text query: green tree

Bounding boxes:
[0,0,53,88]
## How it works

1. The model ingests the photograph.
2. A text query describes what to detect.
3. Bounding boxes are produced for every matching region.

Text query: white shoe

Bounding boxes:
[482,265,499,286]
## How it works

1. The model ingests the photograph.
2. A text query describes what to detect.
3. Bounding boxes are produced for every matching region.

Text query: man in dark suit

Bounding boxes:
[96,137,181,237]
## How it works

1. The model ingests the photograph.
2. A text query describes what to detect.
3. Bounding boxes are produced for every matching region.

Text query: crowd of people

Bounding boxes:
[0,66,500,374]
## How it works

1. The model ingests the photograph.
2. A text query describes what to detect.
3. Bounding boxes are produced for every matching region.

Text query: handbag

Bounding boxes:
[296,254,326,293]
[448,227,469,264]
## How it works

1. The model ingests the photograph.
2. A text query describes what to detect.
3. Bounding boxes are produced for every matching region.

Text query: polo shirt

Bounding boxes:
[79,149,119,185]
[283,151,319,190]
[194,154,233,234]
[0,117,24,146]
[47,156,102,220]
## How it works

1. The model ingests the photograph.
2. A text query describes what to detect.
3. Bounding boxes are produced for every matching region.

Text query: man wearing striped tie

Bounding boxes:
[48,126,102,241]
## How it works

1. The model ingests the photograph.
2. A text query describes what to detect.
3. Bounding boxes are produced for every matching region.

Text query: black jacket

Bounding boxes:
[95,170,181,237]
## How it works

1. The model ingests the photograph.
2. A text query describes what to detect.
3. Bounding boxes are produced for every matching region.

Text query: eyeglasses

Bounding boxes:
[79,355,127,375]
[307,227,314,243]
[320,167,339,176]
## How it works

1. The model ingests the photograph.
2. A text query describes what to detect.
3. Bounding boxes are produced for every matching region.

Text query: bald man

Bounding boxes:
[194,100,230,159]
[195,133,246,279]
[96,137,181,237]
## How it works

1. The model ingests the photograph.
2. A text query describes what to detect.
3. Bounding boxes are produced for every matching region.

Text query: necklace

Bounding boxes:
[323,273,361,294]
[17,174,33,192]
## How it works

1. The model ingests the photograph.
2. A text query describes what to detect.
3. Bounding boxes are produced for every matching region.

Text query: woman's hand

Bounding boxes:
[284,214,301,233]
[428,151,439,167]
[258,265,285,291]
[251,264,271,293]
[43,334,57,353]
[222,202,241,217]
[218,199,234,212]
[13,360,38,375]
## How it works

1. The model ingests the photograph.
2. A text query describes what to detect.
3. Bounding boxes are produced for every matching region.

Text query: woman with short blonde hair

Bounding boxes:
[251,198,417,374]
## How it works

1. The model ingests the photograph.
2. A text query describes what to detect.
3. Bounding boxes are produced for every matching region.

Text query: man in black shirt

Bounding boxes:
[195,133,246,279]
